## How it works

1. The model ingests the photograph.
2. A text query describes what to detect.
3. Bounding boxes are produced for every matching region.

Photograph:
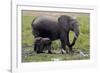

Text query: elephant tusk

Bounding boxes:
[74,33,78,39]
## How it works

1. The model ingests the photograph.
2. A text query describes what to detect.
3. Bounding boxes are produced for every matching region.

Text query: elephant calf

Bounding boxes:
[34,37,52,54]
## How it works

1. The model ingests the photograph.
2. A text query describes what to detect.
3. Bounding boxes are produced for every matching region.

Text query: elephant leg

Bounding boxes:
[34,43,39,53]
[36,43,44,54]
[60,40,68,54]
[48,47,52,54]
[39,44,45,53]
[46,45,52,54]
[68,46,74,55]
[60,32,68,54]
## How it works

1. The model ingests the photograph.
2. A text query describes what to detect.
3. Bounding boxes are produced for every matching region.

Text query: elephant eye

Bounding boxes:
[70,21,78,30]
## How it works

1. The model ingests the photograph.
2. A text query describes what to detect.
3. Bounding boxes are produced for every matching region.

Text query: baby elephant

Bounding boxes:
[34,37,52,54]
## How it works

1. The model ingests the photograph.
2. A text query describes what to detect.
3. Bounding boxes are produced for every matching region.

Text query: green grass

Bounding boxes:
[22,16,34,47]
[22,13,90,62]
[22,52,89,62]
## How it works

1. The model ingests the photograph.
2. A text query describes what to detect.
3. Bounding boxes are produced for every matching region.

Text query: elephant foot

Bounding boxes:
[37,51,44,54]
[61,49,66,54]
[68,49,74,55]
[68,47,74,54]
[48,50,52,54]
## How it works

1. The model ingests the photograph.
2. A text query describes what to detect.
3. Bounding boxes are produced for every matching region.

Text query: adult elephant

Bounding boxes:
[31,15,79,54]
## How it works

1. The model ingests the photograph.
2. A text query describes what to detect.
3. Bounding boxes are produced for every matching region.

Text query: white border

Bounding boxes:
[12,5,97,73]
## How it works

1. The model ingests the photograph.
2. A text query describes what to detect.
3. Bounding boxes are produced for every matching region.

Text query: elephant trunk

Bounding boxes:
[70,28,79,47]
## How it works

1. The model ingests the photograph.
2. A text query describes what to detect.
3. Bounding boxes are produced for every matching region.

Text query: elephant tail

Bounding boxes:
[31,17,37,36]
[31,17,36,28]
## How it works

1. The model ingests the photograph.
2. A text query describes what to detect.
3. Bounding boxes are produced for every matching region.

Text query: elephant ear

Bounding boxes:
[58,15,70,30]
[69,17,79,34]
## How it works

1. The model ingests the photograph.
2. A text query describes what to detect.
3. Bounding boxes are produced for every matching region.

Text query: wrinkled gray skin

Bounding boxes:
[31,15,79,54]
[34,37,52,54]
